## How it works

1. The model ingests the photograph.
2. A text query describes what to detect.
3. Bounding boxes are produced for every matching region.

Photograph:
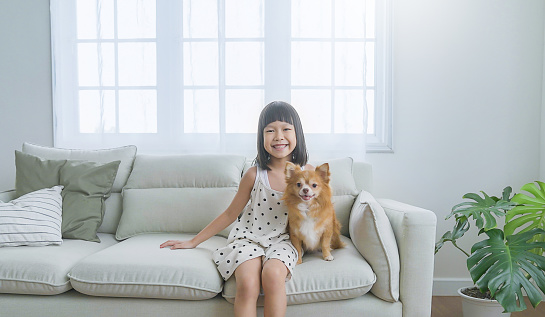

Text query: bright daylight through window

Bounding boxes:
[51,0,392,159]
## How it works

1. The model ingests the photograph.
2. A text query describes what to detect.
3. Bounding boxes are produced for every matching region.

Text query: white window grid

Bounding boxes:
[51,0,392,155]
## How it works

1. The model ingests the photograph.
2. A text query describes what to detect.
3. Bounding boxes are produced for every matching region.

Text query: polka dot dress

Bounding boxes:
[213,166,297,281]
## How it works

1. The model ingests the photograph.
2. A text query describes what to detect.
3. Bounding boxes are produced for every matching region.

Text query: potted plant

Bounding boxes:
[435,181,545,315]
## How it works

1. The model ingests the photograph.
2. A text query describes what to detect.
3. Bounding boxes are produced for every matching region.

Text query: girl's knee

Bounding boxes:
[261,260,288,290]
[237,273,260,291]
[235,271,261,300]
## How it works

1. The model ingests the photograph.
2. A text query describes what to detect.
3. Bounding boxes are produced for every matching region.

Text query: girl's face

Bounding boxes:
[263,121,297,161]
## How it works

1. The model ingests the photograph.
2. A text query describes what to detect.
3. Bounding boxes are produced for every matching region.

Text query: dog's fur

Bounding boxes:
[283,162,345,264]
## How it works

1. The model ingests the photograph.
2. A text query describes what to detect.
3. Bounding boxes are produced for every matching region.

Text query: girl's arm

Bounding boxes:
[160,167,257,250]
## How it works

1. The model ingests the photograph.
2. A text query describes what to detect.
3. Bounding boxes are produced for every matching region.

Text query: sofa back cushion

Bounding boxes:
[21,143,137,235]
[116,154,246,240]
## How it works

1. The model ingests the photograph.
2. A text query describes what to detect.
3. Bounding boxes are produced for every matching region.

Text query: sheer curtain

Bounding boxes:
[51,0,376,161]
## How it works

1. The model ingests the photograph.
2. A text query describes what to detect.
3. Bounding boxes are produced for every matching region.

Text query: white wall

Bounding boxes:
[0,0,544,295]
[366,0,545,294]
[0,0,54,191]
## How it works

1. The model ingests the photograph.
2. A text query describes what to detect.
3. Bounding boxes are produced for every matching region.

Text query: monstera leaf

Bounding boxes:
[467,228,545,312]
[448,187,516,232]
[435,215,470,256]
[505,181,545,255]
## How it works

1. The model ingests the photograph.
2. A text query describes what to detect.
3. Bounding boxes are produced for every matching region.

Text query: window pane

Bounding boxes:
[366,0,376,38]
[291,90,331,133]
[225,0,264,38]
[225,42,264,85]
[78,43,115,86]
[77,0,114,39]
[117,0,156,39]
[118,43,157,86]
[335,0,365,38]
[225,89,264,133]
[183,0,218,38]
[79,90,116,133]
[334,90,364,133]
[119,90,157,133]
[335,42,364,86]
[292,42,331,86]
[184,89,219,133]
[366,42,375,86]
[366,89,375,134]
[183,42,219,86]
[292,0,331,38]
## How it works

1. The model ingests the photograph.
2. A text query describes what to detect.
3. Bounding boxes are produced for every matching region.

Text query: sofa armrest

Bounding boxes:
[0,189,16,202]
[377,198,437,317]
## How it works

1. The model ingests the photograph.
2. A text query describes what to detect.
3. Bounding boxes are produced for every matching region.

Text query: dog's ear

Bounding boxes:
[285,162,298,179]
[316,163,330,183]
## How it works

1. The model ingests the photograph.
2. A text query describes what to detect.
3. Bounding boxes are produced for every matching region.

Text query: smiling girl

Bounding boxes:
[161,101,312,317]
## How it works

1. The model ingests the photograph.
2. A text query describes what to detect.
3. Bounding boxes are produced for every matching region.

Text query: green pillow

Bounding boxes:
[60,160,121,242]
[15,152,66,197]
[14,151,121,242]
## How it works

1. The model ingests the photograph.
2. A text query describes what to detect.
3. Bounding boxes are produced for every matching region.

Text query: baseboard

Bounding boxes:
[432,278,473,296]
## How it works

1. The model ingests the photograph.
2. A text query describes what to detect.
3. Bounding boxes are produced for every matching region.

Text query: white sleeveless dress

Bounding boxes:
[212,166,297,281]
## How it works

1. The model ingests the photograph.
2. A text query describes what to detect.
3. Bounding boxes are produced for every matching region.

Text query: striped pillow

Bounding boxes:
[0,186,64,247]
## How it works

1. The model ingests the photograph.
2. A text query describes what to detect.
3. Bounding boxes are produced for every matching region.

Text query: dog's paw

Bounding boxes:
[323,255,334,261]
[296,258,303,265]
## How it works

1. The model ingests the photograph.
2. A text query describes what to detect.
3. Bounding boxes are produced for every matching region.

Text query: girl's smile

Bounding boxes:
[264,121,296,160]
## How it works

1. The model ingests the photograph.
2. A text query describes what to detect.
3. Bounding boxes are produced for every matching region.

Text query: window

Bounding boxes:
[51,0,392,159]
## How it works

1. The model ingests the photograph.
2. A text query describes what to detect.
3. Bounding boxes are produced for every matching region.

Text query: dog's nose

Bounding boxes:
[303,188,309,194]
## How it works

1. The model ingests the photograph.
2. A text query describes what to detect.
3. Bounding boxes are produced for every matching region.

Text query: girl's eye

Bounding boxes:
[296,183,301,187]
[312,184,318,188]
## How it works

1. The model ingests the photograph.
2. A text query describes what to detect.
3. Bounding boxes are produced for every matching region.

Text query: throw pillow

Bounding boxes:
[15,153,66,197]
[60,160,121,242]
[14,151,121,242]
[349,190,400,302]
[22,142,137,192]
[0,186,64,247]
[21,143,138,236]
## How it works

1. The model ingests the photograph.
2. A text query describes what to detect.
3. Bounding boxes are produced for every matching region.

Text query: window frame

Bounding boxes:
[50,0,393,155]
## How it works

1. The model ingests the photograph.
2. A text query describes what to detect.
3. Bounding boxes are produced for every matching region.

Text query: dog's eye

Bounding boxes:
[296,183,301,187]
[312,183,318,188]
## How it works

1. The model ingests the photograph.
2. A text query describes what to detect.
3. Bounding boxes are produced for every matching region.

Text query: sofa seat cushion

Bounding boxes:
[0,233,118,295]
[68,234,226,300]
[223,236,375,305]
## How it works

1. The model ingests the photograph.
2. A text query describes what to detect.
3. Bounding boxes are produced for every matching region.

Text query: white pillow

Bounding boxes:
[0,186,64,247]
[349,190,400,302]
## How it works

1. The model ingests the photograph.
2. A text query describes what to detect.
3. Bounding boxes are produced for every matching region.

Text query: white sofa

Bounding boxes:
[0,144,436,317]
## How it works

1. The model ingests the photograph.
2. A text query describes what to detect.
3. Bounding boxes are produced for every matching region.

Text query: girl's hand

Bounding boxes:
[160,239,197,250]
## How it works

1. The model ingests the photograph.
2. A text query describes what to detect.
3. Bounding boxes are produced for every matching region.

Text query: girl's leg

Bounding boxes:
[234,257,262,317]
[261,259,288,317]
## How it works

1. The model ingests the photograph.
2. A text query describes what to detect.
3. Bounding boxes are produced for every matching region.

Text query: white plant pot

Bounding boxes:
[458,287,511,317]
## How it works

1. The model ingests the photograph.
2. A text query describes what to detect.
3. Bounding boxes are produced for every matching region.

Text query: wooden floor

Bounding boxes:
[432,296,545,317]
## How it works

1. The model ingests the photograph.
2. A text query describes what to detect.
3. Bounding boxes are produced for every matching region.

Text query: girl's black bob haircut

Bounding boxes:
[254,101,309,170]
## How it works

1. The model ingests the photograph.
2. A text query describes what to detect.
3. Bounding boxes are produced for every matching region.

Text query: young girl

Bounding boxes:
[160,101,311,317]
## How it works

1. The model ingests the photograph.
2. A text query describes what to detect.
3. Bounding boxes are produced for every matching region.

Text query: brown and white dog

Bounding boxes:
[283,162,345,264]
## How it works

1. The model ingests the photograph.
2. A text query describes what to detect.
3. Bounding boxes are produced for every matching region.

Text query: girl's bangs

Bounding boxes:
[260,104,297,127]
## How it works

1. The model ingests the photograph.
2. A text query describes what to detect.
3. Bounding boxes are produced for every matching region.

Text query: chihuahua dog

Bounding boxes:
[283,162,345,264]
